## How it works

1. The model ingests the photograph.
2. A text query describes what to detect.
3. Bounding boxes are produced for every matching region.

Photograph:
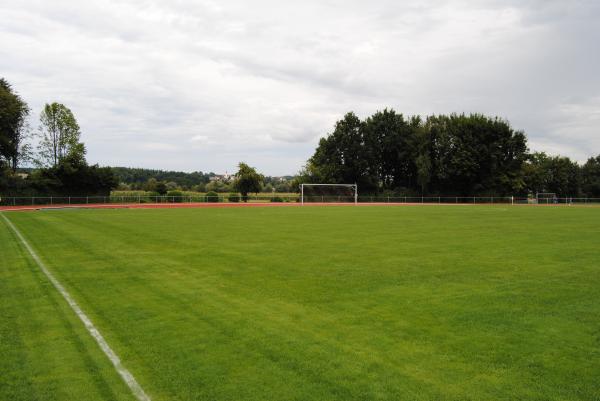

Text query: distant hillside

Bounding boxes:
[110,167,296,191]
[110,167,213,189]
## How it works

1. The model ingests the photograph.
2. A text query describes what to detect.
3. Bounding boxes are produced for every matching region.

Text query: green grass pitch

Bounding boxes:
[1,205,599,401]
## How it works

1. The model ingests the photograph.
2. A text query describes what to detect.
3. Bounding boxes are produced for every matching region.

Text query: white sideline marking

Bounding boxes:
[1,213,151,401]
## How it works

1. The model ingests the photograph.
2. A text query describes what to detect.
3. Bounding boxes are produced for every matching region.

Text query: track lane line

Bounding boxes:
[1,212,151,401]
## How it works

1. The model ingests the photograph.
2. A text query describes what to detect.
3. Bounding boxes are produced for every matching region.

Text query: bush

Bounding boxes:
[167,190,184,203]
[155,182,168,195]
[205,191,219,202]
[270,196,284,202]
[228,193,240,202]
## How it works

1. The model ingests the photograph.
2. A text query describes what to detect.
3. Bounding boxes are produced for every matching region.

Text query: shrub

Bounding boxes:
[167,190,184,203]
[205,191,219,202]
[270,196,284,202]
[228,193,240,202]
[155,181,168,195]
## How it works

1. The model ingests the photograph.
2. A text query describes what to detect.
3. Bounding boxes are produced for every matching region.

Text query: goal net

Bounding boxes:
[536,192,558,204]
[300,184,358,204]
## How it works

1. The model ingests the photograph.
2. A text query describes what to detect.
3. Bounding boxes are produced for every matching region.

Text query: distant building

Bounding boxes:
[209,172,235,182]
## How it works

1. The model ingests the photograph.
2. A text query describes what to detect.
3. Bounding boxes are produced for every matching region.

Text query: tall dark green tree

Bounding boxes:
[305,111,529,196]
[581,155,600,197]
[426,114,527,195]
[362,110,420,190]
[234,162,264,201]
[523,152,581,196]
[32,152,117,196]
[308,112,375,190]
[0,78,30,172]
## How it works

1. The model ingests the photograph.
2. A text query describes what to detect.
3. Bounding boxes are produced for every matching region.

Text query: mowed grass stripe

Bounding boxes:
[1,213,150,401]
[4,206,600,400]
[0,213,137,401]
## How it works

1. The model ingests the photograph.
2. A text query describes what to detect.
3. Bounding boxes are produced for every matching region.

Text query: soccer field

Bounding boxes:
[1,206,599,401]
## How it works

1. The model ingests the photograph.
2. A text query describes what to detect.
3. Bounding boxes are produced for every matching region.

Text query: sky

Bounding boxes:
[1,0,599,175]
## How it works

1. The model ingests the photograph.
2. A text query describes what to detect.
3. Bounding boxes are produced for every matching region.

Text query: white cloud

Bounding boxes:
[1,0,599,174]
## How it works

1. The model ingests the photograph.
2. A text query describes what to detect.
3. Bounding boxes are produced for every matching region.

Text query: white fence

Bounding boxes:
[1,195,600,207]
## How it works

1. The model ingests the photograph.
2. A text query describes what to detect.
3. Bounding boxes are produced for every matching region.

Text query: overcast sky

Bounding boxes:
[1,0,599,175]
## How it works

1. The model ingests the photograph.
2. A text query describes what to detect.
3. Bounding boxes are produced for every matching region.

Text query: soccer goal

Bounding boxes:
[536,192,558,204]
[300,183,358,205]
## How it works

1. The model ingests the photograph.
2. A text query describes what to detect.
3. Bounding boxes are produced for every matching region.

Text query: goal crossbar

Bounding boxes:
[300,183,358,205]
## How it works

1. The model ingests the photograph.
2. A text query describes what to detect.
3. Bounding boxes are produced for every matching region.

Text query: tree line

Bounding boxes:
[112,167,295,193]
[3,76,599,198]
[0,78,116,196]
[298,110,600,197]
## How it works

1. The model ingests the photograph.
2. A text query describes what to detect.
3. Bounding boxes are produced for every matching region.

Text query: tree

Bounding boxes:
[30,152,118,196]
[523,152,581,196]
[362,110,420,191]
[233,162,264,201]
[38,102,84,167]
[308,112,376,190]
[581,155,600,197]
[0,78,30,172]
[155,181,168,195]
[144,177,159,192]
[305,111,528,196]
[426,114,527,195]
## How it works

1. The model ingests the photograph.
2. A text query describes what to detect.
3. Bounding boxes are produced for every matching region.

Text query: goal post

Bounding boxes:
[536,192,558,204]
[300,183,358,205]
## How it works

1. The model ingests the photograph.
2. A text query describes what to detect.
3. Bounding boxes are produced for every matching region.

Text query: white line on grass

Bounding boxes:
[0,213,151,401]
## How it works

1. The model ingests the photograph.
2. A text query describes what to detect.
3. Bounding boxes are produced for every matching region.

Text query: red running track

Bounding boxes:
[1,202,592,212]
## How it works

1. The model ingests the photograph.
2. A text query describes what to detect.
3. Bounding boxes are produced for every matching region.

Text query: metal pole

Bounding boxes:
[301,184,304,206]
